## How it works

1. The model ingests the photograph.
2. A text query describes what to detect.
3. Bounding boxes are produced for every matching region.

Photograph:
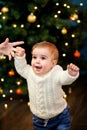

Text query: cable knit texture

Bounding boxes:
[14,55,79,119]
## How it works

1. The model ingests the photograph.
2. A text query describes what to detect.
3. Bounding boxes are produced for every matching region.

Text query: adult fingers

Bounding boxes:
[10,41,24,46]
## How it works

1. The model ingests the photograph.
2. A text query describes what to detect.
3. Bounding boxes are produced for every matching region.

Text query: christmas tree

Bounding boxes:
[0,0,87,99]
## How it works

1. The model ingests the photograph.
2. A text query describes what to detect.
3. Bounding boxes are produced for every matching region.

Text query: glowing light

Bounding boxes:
[56,3,59,6]
[21,24,24,28]
[9,97,13,101]
[70,13,78,21]
[1,78,4,82]
[37,24,40,28]
[71,34,75,38]
[9,89,13,93]
[80,3,83,6]
[16,81,21,85]
[54,14,58,18]
[63,94,67,99]
[27,102,30,107]
[0,55,6,59]
[0,24,2,29]
[65,42,68,46]
[12,24,17,28]
[67,5,70,9]
[63,4,67,7]
[57,10,61,14]
[2,94,6,98]
[62,53,66,57]
[2,16,6,20]
[75,9,78,13]
[77,20,81,23]
[4,104,8,109]
[69,87,72,94]
[0,12,2,15]
[34,6,38,10]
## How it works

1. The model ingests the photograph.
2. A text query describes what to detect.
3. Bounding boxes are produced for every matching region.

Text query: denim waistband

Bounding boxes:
[32,105,70,121]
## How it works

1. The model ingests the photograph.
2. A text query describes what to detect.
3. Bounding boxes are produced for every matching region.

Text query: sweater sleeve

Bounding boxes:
[14,54,30,79]
[59,70,79,85]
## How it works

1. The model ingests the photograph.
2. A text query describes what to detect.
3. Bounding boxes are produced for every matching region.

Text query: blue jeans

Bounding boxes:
[32,106,71,130]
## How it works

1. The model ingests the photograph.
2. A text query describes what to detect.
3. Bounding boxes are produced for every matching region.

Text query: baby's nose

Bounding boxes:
[36,58,40,63]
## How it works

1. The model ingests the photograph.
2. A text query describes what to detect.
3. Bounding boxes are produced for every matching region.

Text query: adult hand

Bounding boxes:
[0,38,24,60]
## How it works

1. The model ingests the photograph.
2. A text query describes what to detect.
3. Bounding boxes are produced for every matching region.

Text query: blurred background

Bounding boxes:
[0,0,87,130]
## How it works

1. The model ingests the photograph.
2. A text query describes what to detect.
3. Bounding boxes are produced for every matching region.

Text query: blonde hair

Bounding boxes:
[32,41,59,63]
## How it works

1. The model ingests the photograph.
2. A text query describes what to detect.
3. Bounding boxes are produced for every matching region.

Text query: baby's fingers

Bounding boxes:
[12,47,25,56]
[67,63,79,71]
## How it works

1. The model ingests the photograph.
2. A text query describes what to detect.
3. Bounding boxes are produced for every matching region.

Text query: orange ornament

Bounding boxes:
[61,27,67,35]
[8,69,15,77]
[74,50,81,58]
[16,88,22,95]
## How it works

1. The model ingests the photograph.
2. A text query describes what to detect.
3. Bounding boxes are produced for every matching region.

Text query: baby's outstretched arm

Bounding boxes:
[67,63,80,76]
[0,38,24,60]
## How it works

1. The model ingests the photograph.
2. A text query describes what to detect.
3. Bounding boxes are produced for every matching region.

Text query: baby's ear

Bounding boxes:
[53,59,58,66]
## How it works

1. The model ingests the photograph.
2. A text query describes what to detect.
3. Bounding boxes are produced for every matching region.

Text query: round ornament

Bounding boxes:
[16,88,22,95]
[0,87,3,94]
[1,7,9,13]
[61,27,67,34]
[27,13,36,23]
[8,69,15,77]
[74,50,81,58]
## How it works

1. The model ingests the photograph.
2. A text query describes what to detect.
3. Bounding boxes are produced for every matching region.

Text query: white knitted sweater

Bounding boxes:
[14,55,79,119]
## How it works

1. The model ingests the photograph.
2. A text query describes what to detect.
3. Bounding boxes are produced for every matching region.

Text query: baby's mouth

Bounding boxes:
[35,66,42,70]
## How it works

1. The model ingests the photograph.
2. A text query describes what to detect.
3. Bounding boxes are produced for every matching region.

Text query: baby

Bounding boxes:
[14,41,79,130]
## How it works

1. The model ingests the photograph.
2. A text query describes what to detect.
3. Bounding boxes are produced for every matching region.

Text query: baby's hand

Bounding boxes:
[13,47,25,57]
[67,63,79,76]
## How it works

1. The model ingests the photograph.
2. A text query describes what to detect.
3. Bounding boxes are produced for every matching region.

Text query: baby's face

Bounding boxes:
[31,47,56,76]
